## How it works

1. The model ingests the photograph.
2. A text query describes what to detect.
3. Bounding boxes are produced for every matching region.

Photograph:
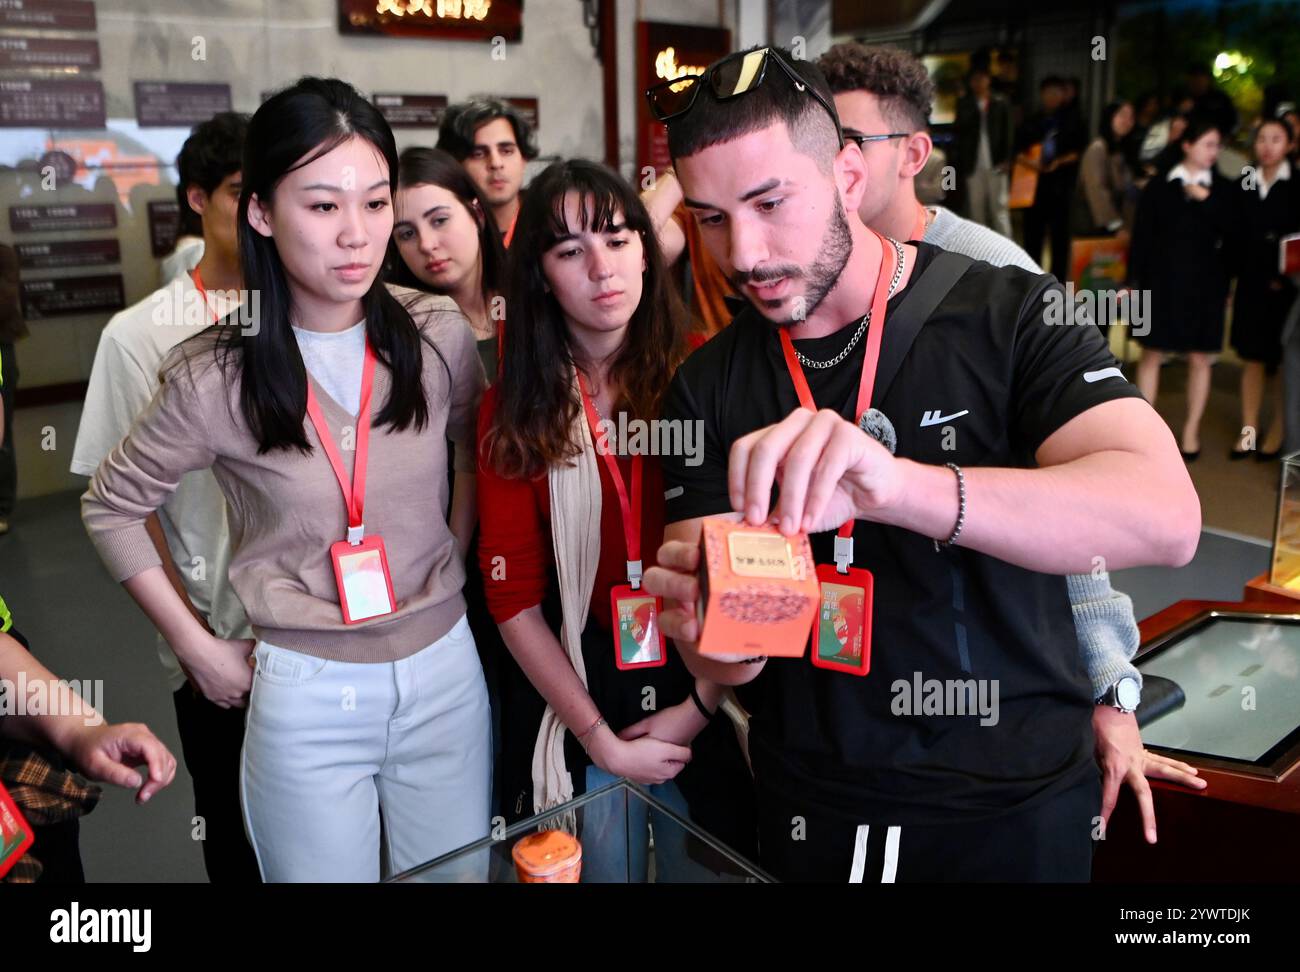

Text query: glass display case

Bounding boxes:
[1268,451,1300,590]
[1136,610,1300,771]
[388,780,772,883]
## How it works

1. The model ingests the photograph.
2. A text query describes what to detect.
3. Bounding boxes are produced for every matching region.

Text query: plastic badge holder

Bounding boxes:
[0,781,35,880]
[329,533,397,625]
[610,585,668,670]
[810,562,873,675]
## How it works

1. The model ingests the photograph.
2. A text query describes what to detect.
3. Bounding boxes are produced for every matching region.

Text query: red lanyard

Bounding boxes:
[190,268,221,325]
[912,203,929,243]
[576,371,644,589]
[304,336,378,543]
[777,231,897,549]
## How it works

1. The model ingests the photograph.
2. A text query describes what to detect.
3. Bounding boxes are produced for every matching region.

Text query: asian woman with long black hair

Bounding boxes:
[81,78,490,882]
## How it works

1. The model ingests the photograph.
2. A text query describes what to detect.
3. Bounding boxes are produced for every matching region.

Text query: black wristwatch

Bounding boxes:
[1096,675,1141,714]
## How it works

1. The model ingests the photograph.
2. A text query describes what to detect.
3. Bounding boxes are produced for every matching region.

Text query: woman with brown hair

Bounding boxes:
[390,146,508,381]
[477,159,754,878]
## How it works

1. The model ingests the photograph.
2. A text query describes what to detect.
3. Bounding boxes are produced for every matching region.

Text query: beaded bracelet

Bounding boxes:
[934,462,966,552]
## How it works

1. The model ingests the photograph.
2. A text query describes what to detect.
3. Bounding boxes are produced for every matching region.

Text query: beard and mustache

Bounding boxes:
[727,193,854,327]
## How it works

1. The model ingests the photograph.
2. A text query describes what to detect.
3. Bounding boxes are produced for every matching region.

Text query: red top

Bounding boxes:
[476,386,666,631]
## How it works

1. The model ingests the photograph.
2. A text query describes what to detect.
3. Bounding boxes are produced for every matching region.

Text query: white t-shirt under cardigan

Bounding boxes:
[81,286,488,664]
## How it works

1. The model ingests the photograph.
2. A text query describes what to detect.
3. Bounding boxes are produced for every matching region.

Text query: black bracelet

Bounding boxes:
[689,684,716,720]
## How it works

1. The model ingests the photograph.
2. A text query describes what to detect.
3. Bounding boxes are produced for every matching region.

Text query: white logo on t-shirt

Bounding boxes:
[1083,367,1125,383]
[920,409,970,427]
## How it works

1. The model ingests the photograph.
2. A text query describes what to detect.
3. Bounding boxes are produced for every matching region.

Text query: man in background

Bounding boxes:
[1186,63,1237,141]
[954,64,1015,237]
[1017,76,1087,277]
[438,99,538,247]
[70,111,259,884]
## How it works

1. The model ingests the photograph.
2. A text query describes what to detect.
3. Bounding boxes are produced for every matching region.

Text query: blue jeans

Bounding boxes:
[581,765,691,882]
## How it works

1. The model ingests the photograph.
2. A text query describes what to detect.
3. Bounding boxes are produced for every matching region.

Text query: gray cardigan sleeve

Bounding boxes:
[1067,570,1143,700]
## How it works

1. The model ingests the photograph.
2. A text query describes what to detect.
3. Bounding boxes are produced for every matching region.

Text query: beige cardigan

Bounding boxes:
[81,285,486,662]
[1076,137,1135,234]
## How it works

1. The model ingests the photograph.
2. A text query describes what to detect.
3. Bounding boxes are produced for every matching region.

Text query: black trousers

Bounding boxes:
[0,341,17,517]
[1023,179,1075,280]
[30,819,84,882]
[756,769,1101,882]
[171,684,262,883]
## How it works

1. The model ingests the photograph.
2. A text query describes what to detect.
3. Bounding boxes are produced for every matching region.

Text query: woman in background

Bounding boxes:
[1230,117,1300,460]
[1131,117,1234,460]
[390,147,507,381]
[1076,100,1138,238]
[390,146,516,821]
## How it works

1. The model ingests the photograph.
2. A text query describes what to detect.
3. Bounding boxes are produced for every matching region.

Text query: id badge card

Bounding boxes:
[810,563,873,676]
[0,780,35,880]
[610,585,667,670]
[330,534,397,625]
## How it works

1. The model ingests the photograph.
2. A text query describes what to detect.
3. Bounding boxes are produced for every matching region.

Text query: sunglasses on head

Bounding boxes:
[645,47,845,149]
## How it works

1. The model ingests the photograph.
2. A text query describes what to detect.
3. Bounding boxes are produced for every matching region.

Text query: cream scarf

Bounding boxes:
[528,372,756,814]
[531,368,603,814]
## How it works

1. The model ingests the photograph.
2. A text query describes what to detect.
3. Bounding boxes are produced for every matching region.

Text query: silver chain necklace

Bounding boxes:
[793,237,906,370]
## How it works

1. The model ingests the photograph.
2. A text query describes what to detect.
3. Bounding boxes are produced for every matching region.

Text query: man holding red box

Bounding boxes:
[643,47,1202,882]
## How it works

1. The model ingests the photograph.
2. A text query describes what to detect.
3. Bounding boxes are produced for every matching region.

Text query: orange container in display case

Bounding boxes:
[511,830,582,883]
[388,780,771,883]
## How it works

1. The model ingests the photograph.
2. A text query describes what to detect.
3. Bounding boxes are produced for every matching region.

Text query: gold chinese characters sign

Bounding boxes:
[337,0,522,42]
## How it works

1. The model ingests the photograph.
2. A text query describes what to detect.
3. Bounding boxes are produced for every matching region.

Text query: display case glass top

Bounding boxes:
[388,780,771,883]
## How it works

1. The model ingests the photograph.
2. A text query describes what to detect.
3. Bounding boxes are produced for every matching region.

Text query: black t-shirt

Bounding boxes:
[662,242,1144,825]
